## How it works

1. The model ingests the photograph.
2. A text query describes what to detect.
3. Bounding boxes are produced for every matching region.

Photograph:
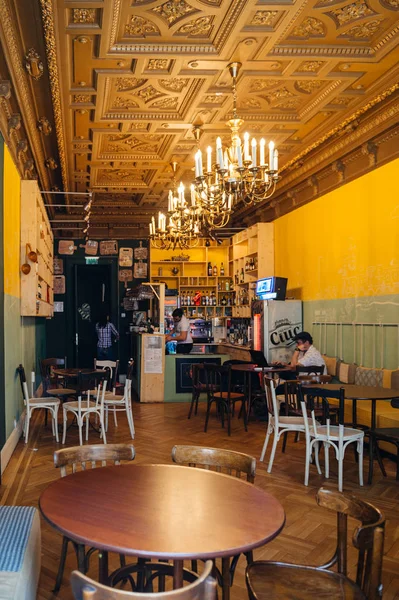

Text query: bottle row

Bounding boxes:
[207,262,225,277]
[179,291,235,307]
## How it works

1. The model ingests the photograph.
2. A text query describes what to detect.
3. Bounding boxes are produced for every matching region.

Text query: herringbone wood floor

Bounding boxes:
[1,402,399,599]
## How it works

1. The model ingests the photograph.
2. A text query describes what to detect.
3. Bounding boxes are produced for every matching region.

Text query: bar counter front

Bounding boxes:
[130,332,247,403]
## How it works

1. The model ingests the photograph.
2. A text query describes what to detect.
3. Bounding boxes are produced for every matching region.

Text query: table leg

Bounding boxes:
[98,550,109,584]
[221,557,230,600]
[247,373,252,421]
[173,560,183,589]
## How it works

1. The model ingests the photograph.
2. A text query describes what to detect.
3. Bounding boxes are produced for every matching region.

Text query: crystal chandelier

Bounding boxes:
[192,62,279,220]
[149,163,200,249]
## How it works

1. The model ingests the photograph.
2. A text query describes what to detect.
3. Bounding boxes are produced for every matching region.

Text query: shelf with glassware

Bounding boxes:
[228,222,274,318]
[150,240,232,318]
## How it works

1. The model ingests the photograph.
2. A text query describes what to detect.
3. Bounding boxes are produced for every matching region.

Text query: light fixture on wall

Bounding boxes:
[192,62,279,220]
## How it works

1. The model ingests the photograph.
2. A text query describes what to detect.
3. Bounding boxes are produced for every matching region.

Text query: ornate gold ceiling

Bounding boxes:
[1,0,399,237]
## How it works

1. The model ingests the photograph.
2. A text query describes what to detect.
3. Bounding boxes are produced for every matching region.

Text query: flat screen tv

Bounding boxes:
[256,277,287,301]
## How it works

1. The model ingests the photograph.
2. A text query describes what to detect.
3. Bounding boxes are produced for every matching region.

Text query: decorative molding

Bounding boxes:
[39,0,69,191]
[24,48,44,80]
[0,80,11,99]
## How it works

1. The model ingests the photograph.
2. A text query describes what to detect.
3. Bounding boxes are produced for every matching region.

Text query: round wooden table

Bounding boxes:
[40,464,285,598]
[53,368,103,378]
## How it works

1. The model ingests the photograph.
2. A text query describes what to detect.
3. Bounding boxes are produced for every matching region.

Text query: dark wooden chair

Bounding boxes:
[40,358,77,400]
[188,363,205,419]
[53,444,136,593]
[203,363,248,436]
[369,398,399,482]
[295,365,325,379]
[246,487,385,600]
[172,445,256,589]
[71,560,217,599]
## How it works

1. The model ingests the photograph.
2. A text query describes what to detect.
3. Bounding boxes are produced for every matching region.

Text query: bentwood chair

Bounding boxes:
[102,360,135,439]
[71,560,217,599]
[53,444,136,593]
[260,377,315,473]
[17,364,60,443]
[369,398,399,482]
[203,363,247,436]
[62,371,108,445]
[298,386,364,492]
[246,487,385,600]
[172,445,256,589]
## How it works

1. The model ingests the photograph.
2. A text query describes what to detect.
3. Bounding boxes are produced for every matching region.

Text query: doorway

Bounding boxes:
[74,264,114,367]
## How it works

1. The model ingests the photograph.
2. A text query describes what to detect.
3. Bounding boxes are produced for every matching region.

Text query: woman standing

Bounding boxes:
[95,312,119,359]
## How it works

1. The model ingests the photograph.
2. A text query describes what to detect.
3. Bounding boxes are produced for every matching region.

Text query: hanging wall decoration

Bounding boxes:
[119,247,133,267]
[134,259,147,279]
[53,258,63,275]
[100,240,118,255]
[119,269,133,288]
[58,240,77,255]
[54,275,66,294]
[134,241,148,260]
[79,240,99,255]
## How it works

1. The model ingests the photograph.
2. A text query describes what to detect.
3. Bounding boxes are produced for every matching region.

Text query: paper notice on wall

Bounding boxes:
[144,335,163,374]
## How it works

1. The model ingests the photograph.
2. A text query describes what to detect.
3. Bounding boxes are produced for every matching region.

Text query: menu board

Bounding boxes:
[144,335,163,374]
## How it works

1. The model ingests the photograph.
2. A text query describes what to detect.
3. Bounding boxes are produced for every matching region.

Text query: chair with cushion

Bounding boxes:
[71,559,217,599]
[260,377,317,473]
[53,443,136,592]
[62,371,108,445]
[369,398,399,482]
[172,445,256,588]
[203,363,248,436]
[40,358,77,401]
[246,487,385,600]
[298,386,364,491]
[0,506,41,600]
[17,365,60,444]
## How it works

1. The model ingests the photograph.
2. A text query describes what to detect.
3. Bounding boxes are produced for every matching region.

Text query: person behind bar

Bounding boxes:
[165,308,193,355]
[96,312,119,360]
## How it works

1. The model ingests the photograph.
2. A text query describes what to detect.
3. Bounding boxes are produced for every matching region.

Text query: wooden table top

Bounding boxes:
[303,383,399,400]
[53,368,103,377]
[40,464,285,560]
[231,363,291,373]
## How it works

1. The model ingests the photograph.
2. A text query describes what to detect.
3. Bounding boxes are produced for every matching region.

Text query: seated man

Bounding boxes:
[165,308,193,355]
[290,331,327,374]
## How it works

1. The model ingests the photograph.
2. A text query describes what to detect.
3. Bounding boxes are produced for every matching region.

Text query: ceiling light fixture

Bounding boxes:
[192,62,279,225]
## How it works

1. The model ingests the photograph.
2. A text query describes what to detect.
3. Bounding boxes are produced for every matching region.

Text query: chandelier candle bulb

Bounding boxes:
[195,151,200,177]
[251,138,257,167]
[269,141,274,168]
[207,146,212,173]
[260,139,265,166]
[236,143,243,168]
[216,137,224,169]
[244,132,250,161]
[273,149,279,172]
[190,184,196,206]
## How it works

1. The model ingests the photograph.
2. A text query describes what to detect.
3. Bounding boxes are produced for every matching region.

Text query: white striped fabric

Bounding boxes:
[0,507,36,572]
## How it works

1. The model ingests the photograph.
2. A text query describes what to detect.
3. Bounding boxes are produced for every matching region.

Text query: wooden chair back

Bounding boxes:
[191,363,205,390]
[298,385,345,433]
[283,380,300,414]
[71,560,216,599]
[317,487,385,600]
[77,370,107,395]
[94,359,119,390]
[264,377,280,423]
[17,364,31,404]
[172,445,256,483]
[54,443,136,477]
[296,365,324,377]
[40,357,66,394]
[202,363,232,399]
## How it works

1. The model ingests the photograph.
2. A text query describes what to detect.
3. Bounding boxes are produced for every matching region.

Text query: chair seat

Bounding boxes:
[246,562,365,599]
[195,383,220,392]
[309,425,364,440]
[279,416,317,426]
[63,401,97,412]
[29,397,60,406]
[370,428,399,442]
[213,391,245,399]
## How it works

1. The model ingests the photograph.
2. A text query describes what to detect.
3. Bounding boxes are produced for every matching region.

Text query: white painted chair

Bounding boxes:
[62,371,108,446]
[17,365,60,444]
[260,377,317,473]
[94,359,119,426]
[95,360,135,439]
[298,385,364,492]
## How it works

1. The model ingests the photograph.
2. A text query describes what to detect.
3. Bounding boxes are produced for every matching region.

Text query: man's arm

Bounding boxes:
[290,349,301,368]
[110,323,119,340]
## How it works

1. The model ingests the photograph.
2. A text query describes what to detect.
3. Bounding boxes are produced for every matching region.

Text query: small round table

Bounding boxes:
[303,383,399,483]
[40,464,285,599]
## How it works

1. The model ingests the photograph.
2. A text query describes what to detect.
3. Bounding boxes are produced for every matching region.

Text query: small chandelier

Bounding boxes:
[149,163,200,249]
[192,62,279,219]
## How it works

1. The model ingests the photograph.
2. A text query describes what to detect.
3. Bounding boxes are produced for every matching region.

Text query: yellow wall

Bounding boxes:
[274,159,399,301]
[3,146,21,298]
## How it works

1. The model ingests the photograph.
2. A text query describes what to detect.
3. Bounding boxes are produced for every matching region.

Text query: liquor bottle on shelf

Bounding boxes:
[225,279,230,291]
[240,268,244,283]
[206,291,210,306]
[221,295,227,306]
[245,260,249,272]
[213,265,218,276]
[235,271,239,285]
[220,263,225,276]
[217,281,221,291]
[201,293,206,306]
[187,291,191,306]
[208,262,212,276]
[181,292,186,306]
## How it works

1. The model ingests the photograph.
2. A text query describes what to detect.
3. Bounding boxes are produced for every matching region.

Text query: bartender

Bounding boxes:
[165,308,193,354]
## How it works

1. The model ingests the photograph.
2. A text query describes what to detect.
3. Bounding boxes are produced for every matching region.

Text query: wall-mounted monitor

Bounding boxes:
[256,277,288,301]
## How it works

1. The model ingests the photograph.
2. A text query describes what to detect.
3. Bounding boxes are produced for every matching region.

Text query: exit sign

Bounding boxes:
[85,257,99,265]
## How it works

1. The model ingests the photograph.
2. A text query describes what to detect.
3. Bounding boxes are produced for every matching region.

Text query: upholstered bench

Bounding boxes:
[0,506,41,600]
